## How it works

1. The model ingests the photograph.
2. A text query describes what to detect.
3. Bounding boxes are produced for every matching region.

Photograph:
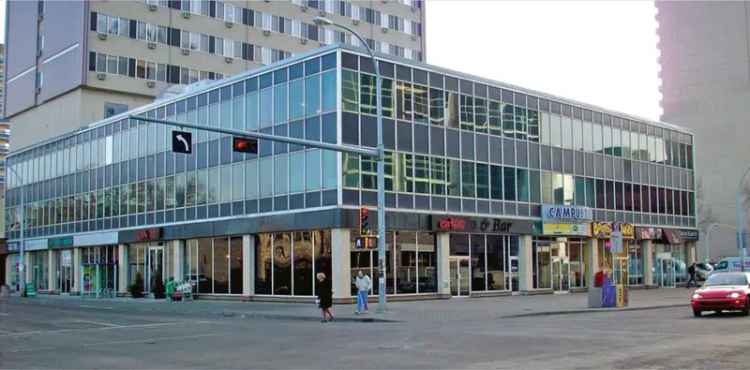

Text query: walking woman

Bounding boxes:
[316,272,333,322]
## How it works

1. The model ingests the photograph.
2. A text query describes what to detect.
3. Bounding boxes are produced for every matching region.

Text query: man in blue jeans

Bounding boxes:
[355,270,371,314]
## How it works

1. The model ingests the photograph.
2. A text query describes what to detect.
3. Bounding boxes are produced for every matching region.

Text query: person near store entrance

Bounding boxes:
[687,262,697,288]
[355,270,371,314]
[316,273,333,322]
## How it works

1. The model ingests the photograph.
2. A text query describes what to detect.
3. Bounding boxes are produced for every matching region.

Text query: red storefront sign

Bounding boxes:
[432,216,513,233]
[136,228,162,241]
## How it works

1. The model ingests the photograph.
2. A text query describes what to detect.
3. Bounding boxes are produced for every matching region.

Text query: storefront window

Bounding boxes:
[255,234,272,294]
[396,231,417,294]
[273,233,292,295]
[486,235,506,291]
[213,237,229,294]
[470,234,486,291]
[197,238,212,293]
[294,232,314,296]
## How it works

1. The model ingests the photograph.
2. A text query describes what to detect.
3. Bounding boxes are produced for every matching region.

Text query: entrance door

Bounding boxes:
[552,258,570,292]
[449,257,470,296]
[145,247,165,293]
[660,258,675,288]
[59,265,72,293]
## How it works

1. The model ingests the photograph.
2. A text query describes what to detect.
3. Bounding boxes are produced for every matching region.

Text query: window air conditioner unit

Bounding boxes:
[97,33,108,40]
[181,11,191,19]
[96,73,106,80]
[147,42,157,49]
[225,21,233,28]
[181,48,190,55]
[263,30,271,36]
[352,19,360,25]
[225,56,234,64]
[381,27,388,33]
[148,4,158,11]
[146,81,156,88]
[300,38,308,45]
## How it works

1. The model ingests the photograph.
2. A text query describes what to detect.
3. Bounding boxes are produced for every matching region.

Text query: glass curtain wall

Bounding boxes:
[184,236,244,294]
[350,230,437,296]
[255,230,331,296]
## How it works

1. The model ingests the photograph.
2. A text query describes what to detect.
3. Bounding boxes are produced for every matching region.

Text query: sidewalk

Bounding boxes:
[2,288,692,323]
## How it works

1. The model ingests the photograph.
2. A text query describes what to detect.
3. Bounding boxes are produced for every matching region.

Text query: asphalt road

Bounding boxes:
[1,297,748,369]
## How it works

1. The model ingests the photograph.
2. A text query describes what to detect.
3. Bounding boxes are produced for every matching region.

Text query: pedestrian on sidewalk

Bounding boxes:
[687,262,697,288]
[355,270,371,314]
[316,272,333,322]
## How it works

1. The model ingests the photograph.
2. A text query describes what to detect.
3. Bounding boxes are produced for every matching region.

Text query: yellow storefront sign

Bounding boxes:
[592,222,635,239]
[542,223,591,237]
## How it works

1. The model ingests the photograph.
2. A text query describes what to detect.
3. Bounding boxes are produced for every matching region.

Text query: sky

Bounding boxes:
[0,0,661,120]
[426,1,662,121]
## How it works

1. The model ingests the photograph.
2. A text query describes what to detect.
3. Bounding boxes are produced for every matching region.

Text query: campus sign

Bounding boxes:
[541,205,593,223]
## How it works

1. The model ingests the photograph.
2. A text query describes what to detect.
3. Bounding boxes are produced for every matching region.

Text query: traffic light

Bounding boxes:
[172,131,192,154]
[359,207,370,236]
[233,137,258,154]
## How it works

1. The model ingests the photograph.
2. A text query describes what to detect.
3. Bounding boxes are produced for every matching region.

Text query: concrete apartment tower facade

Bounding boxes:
[657,1,750,260]
[3,0,426,151]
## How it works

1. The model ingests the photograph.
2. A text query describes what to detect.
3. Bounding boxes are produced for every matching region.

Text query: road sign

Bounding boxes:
[172,131,192,154]
[233,137,258,154]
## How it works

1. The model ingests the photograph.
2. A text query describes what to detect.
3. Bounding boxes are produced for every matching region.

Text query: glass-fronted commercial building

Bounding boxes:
[2,45,698,300]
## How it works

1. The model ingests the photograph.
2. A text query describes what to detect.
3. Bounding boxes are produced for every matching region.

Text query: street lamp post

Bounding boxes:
[5,162,25,295]
[736,167,750,272]
[313,17,387,313]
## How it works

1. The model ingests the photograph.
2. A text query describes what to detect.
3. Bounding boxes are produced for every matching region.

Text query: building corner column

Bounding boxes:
[330,228,351,301]
[47,249,56,294]
[643,240,654,287]
[586,238,599,289]
[518,235,534,294]
[172,240,183,281]
[72,247,81,295]
[243,235,255,297]
[436,232,450,296]
[24,251,32,284]
[118,244,128,295]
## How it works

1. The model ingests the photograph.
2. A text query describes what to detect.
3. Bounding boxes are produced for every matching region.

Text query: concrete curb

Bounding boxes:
[498,303,687,318]
[220,311,399,323]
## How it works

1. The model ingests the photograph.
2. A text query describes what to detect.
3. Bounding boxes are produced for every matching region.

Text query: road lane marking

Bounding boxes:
[0,321,212,337]
[79,305,113,310]
[73,319,123,328]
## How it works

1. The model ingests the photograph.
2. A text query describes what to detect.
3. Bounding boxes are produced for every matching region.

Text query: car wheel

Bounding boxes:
[743,297,750,316]
[693,309,702,317]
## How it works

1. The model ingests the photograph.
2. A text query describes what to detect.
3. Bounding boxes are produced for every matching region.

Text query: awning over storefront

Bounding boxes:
[663,229,683,245]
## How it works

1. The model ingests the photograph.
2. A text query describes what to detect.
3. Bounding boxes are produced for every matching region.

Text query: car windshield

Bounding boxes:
[704,273,748,286]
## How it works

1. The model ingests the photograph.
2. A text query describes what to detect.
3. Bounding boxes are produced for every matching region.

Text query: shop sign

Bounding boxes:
[636,227,661,240]
[74,232,118,247]
[542,222,591,237]
[61,250,72,267]
[431,216,522,234]
[678,229,699,241]
[592,222,634,239]
[24,239,49,251]
[541,205,593,222]
[136,227,163,241]
[662,229,683,245]
[48,236,74,249]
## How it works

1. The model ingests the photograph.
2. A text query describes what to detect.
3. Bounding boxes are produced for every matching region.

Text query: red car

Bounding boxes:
[691,272,750,317]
